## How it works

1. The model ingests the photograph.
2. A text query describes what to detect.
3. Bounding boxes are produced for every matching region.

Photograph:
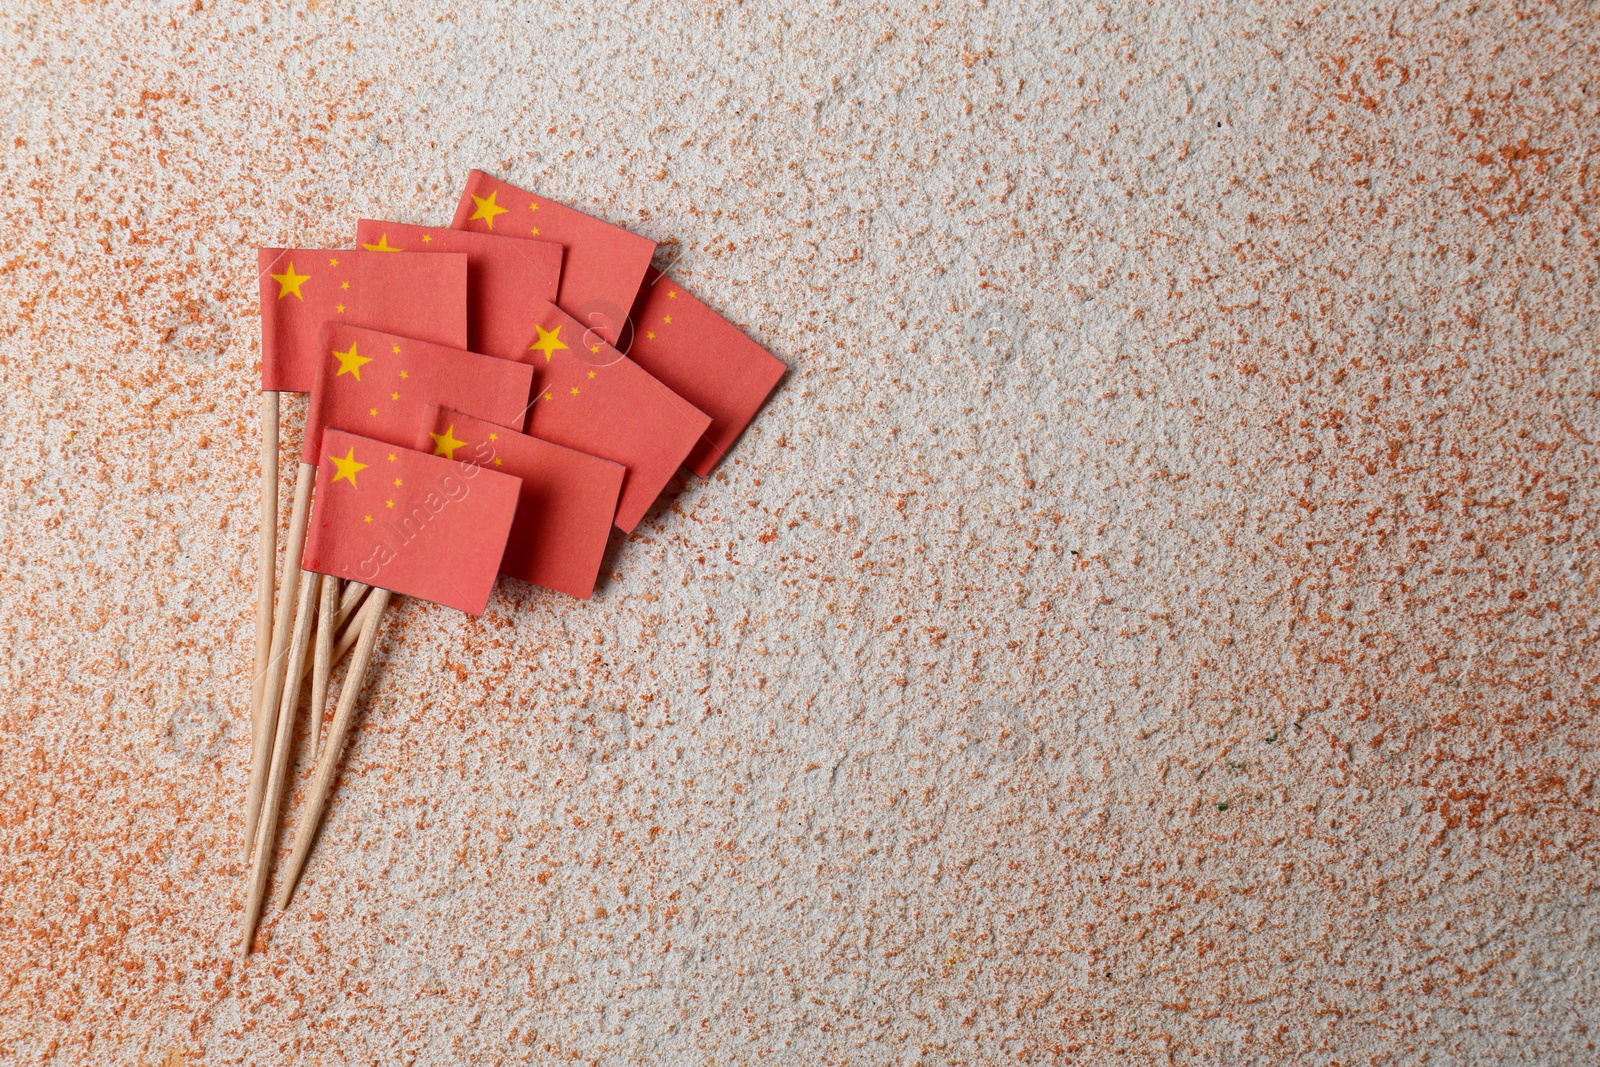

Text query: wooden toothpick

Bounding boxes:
[308,575,338,762]
[241,569,319,956]
[287,579,370,753]
[292,582,374,691]
[277,588,393,911]
[248,391,279,858]
[334,580,369,631]
[245,461,315,856]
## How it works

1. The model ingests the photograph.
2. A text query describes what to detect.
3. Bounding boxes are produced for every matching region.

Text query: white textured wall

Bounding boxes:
[2,2,1597,1064]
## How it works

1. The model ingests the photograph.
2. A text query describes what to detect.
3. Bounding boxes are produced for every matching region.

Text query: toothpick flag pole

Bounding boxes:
[277,588,393,911]
[245,461,316,855]
[292,581,370,692]
[248,391,279,858]
[325,585,378,668]
[241,569,320,956]
[309,575,338,762]
[335,580,368,628]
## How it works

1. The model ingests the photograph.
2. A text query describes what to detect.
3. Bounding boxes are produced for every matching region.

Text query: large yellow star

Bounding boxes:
[430,424,468,460]
[270,261,310,299]
[470,190,508,229]
[329,447,369,487]
[333,342,371,381]
[528,324,568,361]
[362,234,402,252]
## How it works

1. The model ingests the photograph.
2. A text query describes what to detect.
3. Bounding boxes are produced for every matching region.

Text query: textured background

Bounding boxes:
[1,1,1598,1064]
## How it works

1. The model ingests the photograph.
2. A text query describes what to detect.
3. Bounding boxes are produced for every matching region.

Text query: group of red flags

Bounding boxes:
[241,170,783,953]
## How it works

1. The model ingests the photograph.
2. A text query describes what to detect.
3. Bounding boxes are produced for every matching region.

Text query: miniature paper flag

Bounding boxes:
[415,407,624,600]
[303,429,522,616]
[519,299,710,532]
[299,324,534,466]
[353,220,564,363]
[258,249,468,393]
[450,169,654,347]
[626,269,786,477]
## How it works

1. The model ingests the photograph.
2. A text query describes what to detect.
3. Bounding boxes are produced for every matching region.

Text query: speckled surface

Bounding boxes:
[2,2,1598,1064]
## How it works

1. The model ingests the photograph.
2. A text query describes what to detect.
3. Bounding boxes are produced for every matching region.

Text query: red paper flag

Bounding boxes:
[303,429,521,616]
[415,407,624,600]
[450,170,654,347]
[258,249,467,393]
[519,299,710,532]
[299,324,534,466]
[626,269,786,476]
[353,220,564,363]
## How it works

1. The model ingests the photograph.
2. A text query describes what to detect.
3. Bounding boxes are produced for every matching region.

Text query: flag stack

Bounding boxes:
[242,171,785,955]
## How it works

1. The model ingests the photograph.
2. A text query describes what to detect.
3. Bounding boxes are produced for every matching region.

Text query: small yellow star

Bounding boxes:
[269,262,311,299]
[421,233,432,243]
[646,331,656,340]
[488,432,498,441]
[529,324,568,361]
[386,499,394,509]
[369,408,378,416]
[431,425,468,459]
[340,281,349,290]
[333,342,371,380]
[667,290,677,299]
[543,392,552,401]
[529,201,539,212]
[329,257,339,267]
[393,478,403,487]
[387,453,396,462]
[531,227,540,236]
[391,344,400,354]
[493,458,503,467]
[570,386,580,396]
[589,344,600,354]
[362,234,402,252]
[663,315,672,325]
[335,303,346,313]
[470,190,508,229]
[390,392,400,401]
[364,515,372,524]
[587,371,595,379]
[399,370,409,379]
[329,447,369,487]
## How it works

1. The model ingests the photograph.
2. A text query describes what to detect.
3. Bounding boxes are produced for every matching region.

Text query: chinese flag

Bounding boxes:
[303,429,522,616]
[353,220,564,363]
[450,169,654,347]
[519,299,710,533]
[258,249,468,393]
[626,269,786,476]
[415,407,624,600]
[299,324,534,466]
